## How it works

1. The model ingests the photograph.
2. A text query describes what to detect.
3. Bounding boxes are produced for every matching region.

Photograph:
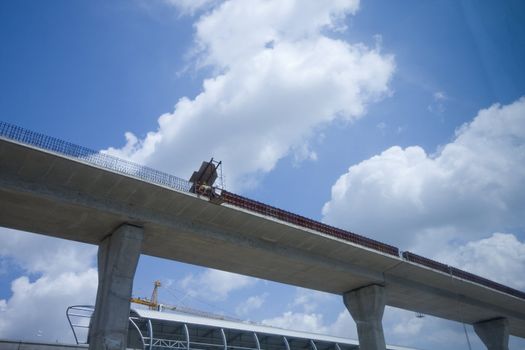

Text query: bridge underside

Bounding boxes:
[1,138,525,342]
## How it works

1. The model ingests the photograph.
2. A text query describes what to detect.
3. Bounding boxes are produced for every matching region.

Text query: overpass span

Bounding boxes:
[0,122,524,349]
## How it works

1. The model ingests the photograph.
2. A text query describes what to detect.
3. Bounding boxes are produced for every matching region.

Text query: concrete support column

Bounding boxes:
[343,284,386,350]
[88,224,144,350]
[473,318,509,350]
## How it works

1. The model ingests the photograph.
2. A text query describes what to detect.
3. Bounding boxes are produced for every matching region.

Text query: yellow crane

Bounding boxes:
[130,281,242,322]
[130,280,184,313]
[131,280,162,310]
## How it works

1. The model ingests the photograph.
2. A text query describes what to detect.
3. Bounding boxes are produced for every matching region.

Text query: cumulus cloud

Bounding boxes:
[0,229,97,342]
[262,288,343,336]
[384,308,424,339]
[260,301,482,349]
[235,293,267,317]
[105,0,394,190]
[272,305,466,348]
[326,310,358,339]
[290,288,332,313]
[0,270,98,343]
[380,307,492,349]
[0,228,96,277]
[180,268,257,301]
[262,311,327,334]
[255,286,491,349]
[322,97,525,252]
[261,302,431,347]
[320,96,525,349]
[435,233,525,290]
[258,287,357,338]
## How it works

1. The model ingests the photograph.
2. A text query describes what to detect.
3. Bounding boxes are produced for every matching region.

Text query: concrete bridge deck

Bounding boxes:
[0,134,524,342]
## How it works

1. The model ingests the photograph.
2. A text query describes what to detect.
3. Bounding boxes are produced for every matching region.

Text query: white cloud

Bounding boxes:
[326,310,358,339]
[0,228,96,277]
[0,229,97,343]
[326,306,451,346]
[260,288,348,336]
[385,308,424,338]
[290,288,331,313]
[256,295,491,349]
[193,0,360,68]
[180,269,257,301]
[235,293,267,317]
[327,306,482,349]
[381,307,485,349]
[322,97,525,252]
[260,289,338,335]
[320,96,525,349]
[105,0,394,190]
[262,311,327,334]
[436,233,525,290]
[259,304,483,349]
[0,270,97,343]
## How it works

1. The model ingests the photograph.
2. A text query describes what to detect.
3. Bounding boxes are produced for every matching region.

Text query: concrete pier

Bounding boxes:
[343,285,386,350]
[88,224,144,350]
[473,318,509,350]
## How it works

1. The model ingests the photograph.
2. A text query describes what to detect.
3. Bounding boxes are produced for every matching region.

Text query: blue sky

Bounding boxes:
[1,1,525,349]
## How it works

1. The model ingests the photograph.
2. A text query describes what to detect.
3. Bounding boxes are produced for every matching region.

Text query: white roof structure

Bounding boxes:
[125,308,416,350]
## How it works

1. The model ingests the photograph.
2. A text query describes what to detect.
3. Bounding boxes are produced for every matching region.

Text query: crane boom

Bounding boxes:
[130,280,242,323]
[131,280,162,310]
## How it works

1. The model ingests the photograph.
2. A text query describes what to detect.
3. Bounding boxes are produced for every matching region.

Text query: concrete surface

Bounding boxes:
[0,138,525,339]
[344,285,386,350]
[473,318,509,350]
[88,224,143,350]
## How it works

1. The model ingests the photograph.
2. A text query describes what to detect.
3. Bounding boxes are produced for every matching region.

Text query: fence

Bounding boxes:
[0,121,192,193]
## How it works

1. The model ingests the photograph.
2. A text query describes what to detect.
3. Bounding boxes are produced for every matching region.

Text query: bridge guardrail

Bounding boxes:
[0,121,192,194]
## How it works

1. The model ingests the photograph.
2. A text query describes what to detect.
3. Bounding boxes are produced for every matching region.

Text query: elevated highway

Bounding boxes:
[0,123,523,349]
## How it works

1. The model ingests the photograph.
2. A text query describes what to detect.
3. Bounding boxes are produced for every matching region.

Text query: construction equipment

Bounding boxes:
[130,281,243,322]
[130,280,162,310]
[189,158,224,202]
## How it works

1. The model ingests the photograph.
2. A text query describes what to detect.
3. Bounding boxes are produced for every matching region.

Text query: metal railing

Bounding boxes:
[0,121,192,193]
[221,190,400,256]
[402,251,525,300]
[0,120,398,257]
[66,305,94,345]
